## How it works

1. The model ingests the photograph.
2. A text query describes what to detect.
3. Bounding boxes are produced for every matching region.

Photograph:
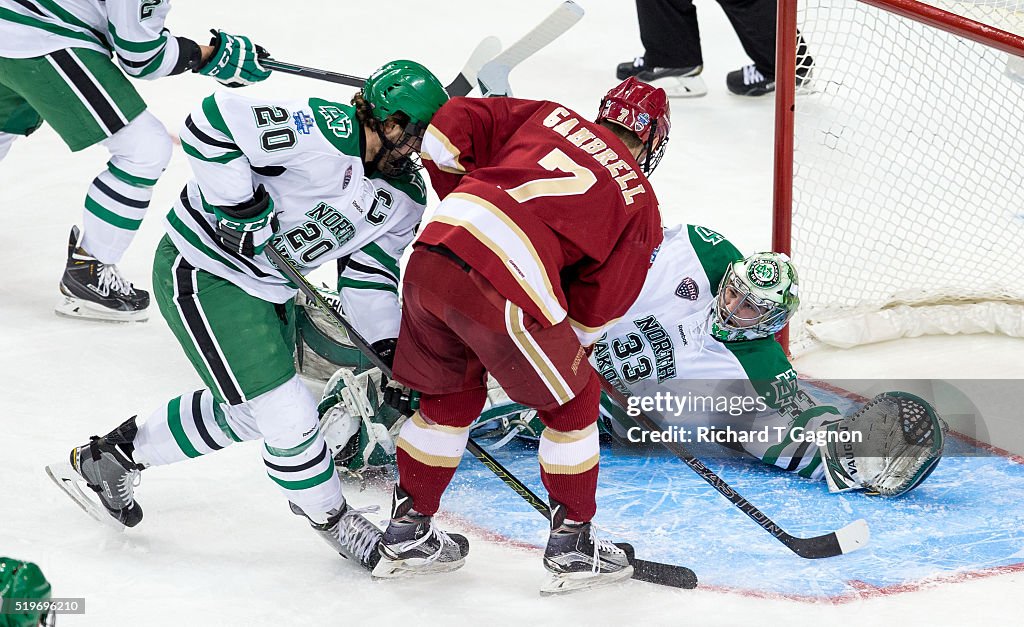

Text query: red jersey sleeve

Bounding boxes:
[421,97,551,199]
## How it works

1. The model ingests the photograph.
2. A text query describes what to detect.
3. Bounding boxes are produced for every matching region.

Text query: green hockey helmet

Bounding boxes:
[711,252,800,342]
[363,60,449,127]
[361,60,449,178]
[0,558,53,626]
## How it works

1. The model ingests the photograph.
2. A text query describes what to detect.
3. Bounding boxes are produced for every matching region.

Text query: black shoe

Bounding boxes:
[373,486,469,578]
[56,226,149,322]
[617,56,707,97]
[726,64,776,96]
[47,417,145,529]
[290,501,383,570]
[616,55,648,80]
[541,500,633,595]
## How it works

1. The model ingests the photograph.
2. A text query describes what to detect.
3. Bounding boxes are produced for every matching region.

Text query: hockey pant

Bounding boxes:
[392,246,603,522]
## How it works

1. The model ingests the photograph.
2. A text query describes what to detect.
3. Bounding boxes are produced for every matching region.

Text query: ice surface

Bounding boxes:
[2,1,1022,624]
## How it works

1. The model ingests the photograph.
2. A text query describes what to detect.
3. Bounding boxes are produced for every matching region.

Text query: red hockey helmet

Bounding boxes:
[596,77,671,176]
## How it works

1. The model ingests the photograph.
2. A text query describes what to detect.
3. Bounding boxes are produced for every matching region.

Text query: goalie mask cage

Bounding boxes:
[773,0,1024,354]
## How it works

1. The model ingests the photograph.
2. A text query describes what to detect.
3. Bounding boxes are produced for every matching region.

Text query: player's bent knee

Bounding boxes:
[104,111,172,182]
[249,375,320,447]
[419,388,489,428]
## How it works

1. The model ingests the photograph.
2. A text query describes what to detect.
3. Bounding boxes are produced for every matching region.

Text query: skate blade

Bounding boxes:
[539,565,634,596]
[55,295,148,323]
[370,556,466,579]
[45,461,126,532]
[649,75,708,98]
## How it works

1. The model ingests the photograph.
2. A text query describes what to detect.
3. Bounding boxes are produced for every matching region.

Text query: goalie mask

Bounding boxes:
[596,76,671,176]
[361,59,449,178]
[711,252,800,342]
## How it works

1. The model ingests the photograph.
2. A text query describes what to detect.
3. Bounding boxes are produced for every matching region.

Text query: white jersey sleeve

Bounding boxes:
[0,0,191,78]
[105,0,183,79]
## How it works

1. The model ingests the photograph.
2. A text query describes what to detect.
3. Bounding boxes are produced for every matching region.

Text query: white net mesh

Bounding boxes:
[787,0,1024,352]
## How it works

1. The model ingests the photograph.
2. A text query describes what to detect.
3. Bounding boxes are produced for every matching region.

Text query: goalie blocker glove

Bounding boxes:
[197,30,272,87]
[820,391,947,497]
[213,184,279,257]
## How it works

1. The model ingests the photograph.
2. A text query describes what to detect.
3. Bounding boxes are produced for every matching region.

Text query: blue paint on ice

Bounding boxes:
[441,389,1024,598]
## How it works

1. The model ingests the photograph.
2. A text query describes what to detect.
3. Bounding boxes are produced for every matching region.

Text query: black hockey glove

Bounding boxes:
[372,338,420,417]
[214,184,279,257]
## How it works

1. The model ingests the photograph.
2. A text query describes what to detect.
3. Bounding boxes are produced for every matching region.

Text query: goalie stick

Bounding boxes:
[599,383,870,559]
[260,35,502,96]
[263,245,698,590]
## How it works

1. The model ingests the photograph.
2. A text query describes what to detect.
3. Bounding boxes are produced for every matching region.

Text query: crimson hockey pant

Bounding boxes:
[392,246,602,522]
[635,0,777,74]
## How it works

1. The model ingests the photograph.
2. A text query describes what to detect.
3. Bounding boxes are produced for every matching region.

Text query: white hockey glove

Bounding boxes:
[820,392,947,497]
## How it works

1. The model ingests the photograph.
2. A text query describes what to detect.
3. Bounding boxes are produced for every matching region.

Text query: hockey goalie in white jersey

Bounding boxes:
[47,60,450,573]
[315,224,947,499]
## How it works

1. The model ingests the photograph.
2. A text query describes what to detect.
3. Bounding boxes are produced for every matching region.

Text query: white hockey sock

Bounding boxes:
[80,111,171,264]
[133,390,255,466]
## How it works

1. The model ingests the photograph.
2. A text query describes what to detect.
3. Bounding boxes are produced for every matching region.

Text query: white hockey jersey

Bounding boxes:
[0,0,189,79]
[167,91,426,345]
[593,224,834,478]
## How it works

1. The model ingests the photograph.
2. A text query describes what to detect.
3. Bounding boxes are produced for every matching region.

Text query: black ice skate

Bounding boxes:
[726,64,776,96]
[56,226,149,322]
[615,56,707,98]
[290,501,384,571]
[372,486,470,579]
[541,501,633,596]
[46,417,145,530]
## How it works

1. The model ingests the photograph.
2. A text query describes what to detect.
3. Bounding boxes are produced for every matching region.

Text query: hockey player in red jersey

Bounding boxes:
[372,77,671,594]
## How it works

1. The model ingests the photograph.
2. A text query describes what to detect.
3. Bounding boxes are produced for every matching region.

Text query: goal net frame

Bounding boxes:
[772,0,1024,354]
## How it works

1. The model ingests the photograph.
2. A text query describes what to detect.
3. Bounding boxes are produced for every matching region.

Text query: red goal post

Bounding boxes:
[773,0,1024,354]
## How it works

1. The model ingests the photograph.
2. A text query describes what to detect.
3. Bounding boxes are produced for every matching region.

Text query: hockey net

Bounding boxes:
[773,0,1024,353]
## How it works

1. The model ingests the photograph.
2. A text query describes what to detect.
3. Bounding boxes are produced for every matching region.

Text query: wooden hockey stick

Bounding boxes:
[263,245,698,589]
[598,382,870,559]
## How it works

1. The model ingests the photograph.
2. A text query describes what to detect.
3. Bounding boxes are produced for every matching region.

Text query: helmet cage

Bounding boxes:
[714,273,791,340]
[372,113,428,178]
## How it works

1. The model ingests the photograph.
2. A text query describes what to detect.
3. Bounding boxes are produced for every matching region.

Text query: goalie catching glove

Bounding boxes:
[820,391,947,497]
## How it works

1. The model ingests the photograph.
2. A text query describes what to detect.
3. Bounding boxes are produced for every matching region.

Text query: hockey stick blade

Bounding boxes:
[477,1,585,97]
[445,36,502,97]
[261,36,502,96]
[601,383,870,559]
[264,245,699,588]
[778,518,870,559]
[615,543,698,589]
